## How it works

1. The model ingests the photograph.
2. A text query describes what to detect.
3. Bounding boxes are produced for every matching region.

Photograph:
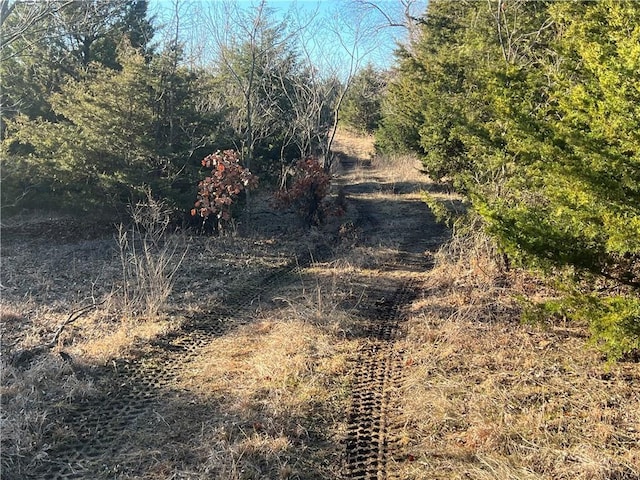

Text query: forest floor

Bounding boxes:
[1,132,639,480]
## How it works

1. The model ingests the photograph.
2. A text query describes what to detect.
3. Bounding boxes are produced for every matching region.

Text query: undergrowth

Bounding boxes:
[398,227,640,480]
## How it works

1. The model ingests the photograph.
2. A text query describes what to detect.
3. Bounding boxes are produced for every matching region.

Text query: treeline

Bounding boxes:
[376,0,640,359]
[2,0,637,357]
[0,0,343,215]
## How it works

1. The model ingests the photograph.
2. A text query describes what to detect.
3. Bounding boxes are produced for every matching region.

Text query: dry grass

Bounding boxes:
[3,130,637,479]
[0,201,311,477]
[331,129,447,258]
[332,129,376,160]
[158,260,366,479]
[1,354,96,476]
[331,133,640,478]
[369,152,426,185]
[0,210,300,364]
[397,230,640,479]
[332,131,638,480]
[332,128,427,185]
[181,318,351,422]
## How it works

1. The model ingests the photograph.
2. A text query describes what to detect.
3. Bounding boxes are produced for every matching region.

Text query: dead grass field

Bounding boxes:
[167,272,361,478]
[333,131,639,479]
[1,130,638,479]
[396,231,640,479]
[0,207,299,364]
[0,196,324,477]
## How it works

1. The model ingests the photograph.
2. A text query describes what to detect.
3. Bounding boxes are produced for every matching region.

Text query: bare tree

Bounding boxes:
[298,1,380,172]
[485,0,554,66]
[0,0,73,60]
[352,0,426,46]
[195,0,292,172]
[155,0,405,179]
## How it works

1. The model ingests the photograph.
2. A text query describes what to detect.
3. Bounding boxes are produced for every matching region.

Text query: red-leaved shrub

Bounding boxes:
[275,157,341,226]
[192,150,258,232]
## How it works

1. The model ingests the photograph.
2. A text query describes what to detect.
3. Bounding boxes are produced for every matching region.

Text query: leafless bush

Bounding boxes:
[117,191,187,319]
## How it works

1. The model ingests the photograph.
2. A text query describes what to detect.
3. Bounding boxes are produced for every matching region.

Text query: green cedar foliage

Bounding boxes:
[378,0,640,359]
[375,0,476,173]
[3,43,215,212]
[43,0,154,69]
[339,64,385,135]
[4,44,156,210]
[3,41,222,213]
[0,0,154,129]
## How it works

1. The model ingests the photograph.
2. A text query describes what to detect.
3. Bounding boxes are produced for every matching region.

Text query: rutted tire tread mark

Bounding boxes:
[32,246,331,480]
[342,282,416,480]
[340,176,442,479]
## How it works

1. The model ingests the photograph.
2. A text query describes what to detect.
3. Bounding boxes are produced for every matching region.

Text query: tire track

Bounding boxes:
[30,246,330,480]
[342,281,416,480]
[339,161,443,479]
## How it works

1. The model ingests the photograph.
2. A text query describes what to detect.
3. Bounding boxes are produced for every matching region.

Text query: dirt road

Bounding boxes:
[336,156,448,480]
[5,152,448,479]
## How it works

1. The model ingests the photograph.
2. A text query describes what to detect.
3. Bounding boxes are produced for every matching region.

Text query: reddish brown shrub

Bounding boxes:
[274,157,342,227]
[192,150,258,232]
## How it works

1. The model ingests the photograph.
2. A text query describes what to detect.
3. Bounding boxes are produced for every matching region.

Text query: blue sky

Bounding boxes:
[148,0,426,75]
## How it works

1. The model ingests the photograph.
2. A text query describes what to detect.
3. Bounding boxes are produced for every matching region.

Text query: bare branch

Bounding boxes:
[49,298,108,348]
[0,0,74,53]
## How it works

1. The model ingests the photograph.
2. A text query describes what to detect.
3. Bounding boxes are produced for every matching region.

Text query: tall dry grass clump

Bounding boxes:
[117,191,187,320]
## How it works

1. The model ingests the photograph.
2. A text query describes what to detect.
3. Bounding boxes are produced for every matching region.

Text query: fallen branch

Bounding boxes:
[9,298,110,367]
[48,299,107,348]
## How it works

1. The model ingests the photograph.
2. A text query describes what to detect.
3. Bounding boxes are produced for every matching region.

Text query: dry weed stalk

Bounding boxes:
[117,192,187,319]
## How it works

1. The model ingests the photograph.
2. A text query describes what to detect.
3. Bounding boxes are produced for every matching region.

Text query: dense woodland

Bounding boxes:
[376,0,640,359]
[1,0,346,215]
[1,0,638,359]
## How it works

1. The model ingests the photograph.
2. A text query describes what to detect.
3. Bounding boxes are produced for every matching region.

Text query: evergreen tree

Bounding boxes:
[4,44,157,210]
[482,1,640,357]
[340,64,384,134]
[375,0,477,182]
[0,0,154,133]
[48,0,153,69]
[377,0,640,358]
[149,46,232,206]
[477,0,640,280]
